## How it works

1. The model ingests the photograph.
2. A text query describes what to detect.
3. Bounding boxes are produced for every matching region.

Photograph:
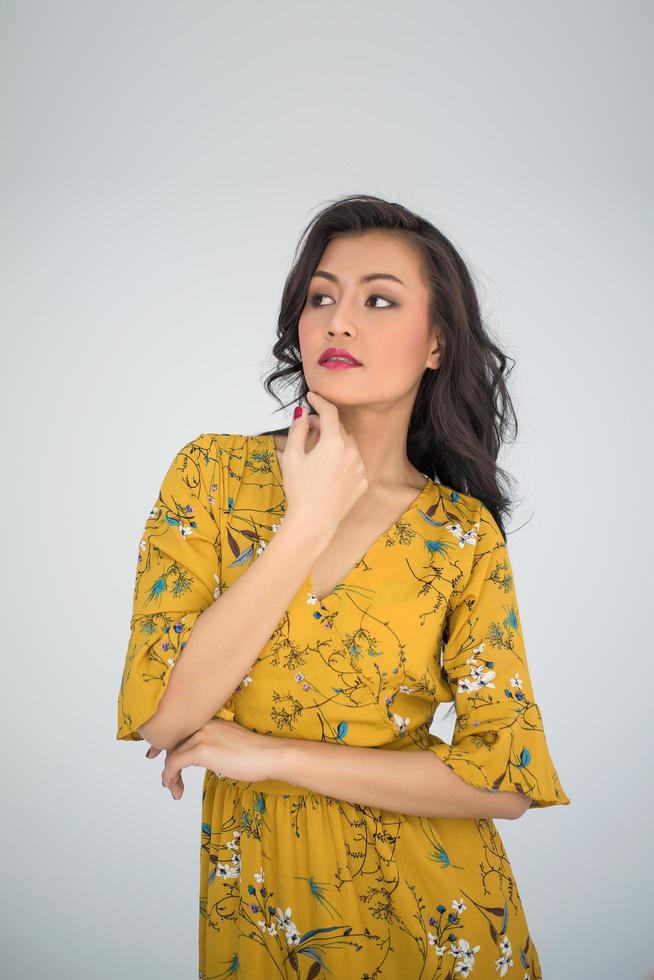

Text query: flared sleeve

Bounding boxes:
[428,501,571,808]
[116,432,234,742]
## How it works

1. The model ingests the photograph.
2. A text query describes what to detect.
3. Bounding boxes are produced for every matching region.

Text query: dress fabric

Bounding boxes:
[116,431,570,979]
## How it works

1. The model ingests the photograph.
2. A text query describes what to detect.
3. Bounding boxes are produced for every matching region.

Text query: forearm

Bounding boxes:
[270,738,532,820]
[139,517,327,750]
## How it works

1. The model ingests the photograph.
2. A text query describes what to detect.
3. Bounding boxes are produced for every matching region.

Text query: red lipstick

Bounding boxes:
[318,347,363,370]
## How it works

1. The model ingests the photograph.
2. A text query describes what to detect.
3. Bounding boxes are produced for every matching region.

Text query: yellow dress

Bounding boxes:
[116,431,570,980]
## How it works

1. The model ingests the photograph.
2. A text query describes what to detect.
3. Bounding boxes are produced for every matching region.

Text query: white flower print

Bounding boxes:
[447,520,480,548]
[469,663,496,688]
[457,650,496,695]
[493,936,514,975]
[275,906,294,927]
[284,925,301,946]
[392,713,410,735]
[427,933,445,955]
[216,860,239,879]
[448,937,481,975]
[272,905,302,946]
[495,949,514,974]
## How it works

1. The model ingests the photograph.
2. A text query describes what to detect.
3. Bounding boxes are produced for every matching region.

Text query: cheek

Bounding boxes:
[372,329,428,377]
[297,315,314,357]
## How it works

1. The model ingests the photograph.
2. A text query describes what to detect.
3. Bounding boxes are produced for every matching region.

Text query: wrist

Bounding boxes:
[266,736,298,782]
[276,513,333,557]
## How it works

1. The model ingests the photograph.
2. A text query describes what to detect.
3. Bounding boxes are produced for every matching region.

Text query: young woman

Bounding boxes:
[117,194,570,979]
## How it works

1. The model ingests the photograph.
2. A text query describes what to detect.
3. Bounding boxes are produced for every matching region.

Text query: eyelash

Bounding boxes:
[308,292,396,310]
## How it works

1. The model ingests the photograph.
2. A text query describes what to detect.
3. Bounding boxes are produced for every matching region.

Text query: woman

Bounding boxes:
[117,193,570,979]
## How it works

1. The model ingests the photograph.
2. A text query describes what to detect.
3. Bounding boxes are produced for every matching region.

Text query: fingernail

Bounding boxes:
[293,406,303,419]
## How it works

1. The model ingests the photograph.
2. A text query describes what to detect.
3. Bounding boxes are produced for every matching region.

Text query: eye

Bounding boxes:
[367,294,395,309]
[308,292,396,309]
[309,292,333,307]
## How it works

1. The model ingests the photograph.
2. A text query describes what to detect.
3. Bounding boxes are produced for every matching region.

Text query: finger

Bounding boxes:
[145,745,161,759]
[305,413,321,449]
[284,402,313,455]
[161,755,192,799]
[165,771,185,799]
[161,734,204,798]
[305,390,340,441]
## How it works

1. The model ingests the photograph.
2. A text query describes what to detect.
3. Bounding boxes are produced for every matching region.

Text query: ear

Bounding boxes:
[425,326,444,371]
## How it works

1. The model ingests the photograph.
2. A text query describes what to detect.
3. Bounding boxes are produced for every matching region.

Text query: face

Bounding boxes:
[298,230,442,411]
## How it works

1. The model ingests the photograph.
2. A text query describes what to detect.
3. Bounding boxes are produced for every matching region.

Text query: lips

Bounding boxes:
[318,347,362,366]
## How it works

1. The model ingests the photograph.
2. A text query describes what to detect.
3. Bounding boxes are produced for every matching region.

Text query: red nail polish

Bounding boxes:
[293,406,303,419]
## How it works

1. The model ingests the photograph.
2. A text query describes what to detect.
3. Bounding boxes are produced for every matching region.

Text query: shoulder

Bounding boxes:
[432,481,483,528]
[197,431,270,447]
[164,433,242,494]
[430,482,505,553]
[176,432,249,457]
[189,432,278,486]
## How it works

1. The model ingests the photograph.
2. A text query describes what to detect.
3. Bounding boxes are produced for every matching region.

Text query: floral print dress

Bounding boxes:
[116,432,570,979]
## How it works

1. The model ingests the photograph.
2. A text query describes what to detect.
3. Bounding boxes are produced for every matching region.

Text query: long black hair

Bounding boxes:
[260,193,521,539]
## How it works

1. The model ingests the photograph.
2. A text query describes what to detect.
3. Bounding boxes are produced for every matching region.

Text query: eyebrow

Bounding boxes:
[311,269,406,287]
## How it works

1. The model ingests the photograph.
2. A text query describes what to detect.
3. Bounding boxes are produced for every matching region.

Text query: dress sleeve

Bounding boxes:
[116,433,235,742]
[427,501,571,808]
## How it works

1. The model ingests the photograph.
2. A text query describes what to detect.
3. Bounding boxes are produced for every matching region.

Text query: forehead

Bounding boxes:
[316,230,425,285]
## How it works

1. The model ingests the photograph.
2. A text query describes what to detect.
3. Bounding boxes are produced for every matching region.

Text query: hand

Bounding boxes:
[280,390,369,539]
[151,718,285,800]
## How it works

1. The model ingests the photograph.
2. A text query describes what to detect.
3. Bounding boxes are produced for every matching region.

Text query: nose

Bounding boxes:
[325,308,357,336]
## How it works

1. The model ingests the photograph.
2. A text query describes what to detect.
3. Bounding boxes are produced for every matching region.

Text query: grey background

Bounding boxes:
[2,1,651,978]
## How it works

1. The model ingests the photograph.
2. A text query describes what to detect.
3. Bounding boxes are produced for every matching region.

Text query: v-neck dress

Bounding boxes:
[116,431,570,980]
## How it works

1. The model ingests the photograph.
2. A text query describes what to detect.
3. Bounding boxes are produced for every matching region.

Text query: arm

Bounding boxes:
[140,514,329,749]
[268,738,532,820]
[425,501,571,810]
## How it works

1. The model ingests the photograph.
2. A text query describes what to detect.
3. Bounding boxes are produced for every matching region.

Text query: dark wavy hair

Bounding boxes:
[260,193,521,539]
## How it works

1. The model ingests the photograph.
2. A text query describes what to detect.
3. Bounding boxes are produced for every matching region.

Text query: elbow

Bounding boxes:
[138,713,202,752]
[137,715,174,751]
[137,687,193,750]
[489,789,533,820]
[508,794,533,819]
[138,705,227,751]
